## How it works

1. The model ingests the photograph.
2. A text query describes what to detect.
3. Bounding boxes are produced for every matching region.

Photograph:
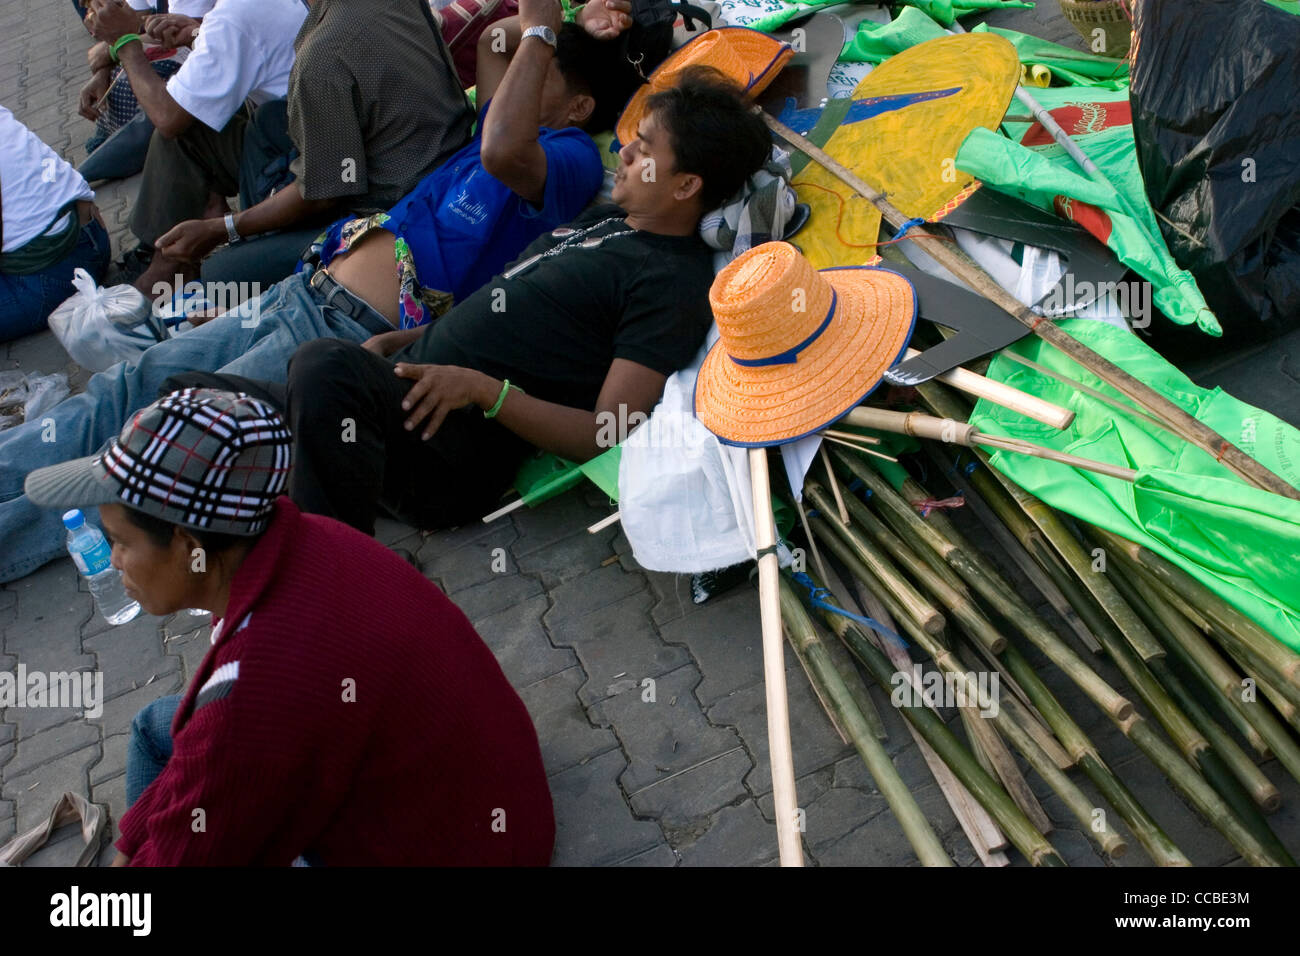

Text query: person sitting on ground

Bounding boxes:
[77,2,217,183]
[0,0,635,585]
[0,105,112,342]
[82,0,307,290]
[280,68,771,535]
[89,0,476,298]
[24,388,555,866]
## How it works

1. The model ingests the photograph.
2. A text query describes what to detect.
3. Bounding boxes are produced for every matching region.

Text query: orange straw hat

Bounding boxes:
[615,27,793,148]
[694,242,917,447]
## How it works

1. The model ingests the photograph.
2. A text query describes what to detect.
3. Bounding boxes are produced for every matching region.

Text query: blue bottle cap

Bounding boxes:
[62,509,85,531]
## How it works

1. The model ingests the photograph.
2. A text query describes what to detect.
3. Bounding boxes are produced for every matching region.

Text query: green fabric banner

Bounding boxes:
[969,319,1300,651]
[969,23,1129,89]
[955,84,1220,334]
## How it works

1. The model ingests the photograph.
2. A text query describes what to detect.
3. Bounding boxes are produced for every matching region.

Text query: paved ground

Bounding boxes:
[4,0,1300,868]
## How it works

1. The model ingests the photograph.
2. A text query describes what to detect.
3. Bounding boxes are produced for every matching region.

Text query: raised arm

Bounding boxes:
[86,0,194,137]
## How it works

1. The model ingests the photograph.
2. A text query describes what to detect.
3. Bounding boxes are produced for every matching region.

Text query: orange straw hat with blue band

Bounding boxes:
[615,26,794,148]
[694,242,917,447]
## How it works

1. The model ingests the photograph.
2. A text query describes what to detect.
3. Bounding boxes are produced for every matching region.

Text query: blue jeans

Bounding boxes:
[126,693,182,806]
[0,270,382,582]
[0,220,111,342]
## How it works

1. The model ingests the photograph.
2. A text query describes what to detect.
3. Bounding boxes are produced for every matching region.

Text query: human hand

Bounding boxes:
[79,70,113,121]
[156,218,226,263]
[362,330,406,358]
[577,0,632,40]
[393,363,493,440]
[144,13,201,47]
[86,0,143,45]
[88,41,115,73]
[518,0,563,36]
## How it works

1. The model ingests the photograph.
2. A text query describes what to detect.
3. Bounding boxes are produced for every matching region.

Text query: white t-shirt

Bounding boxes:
[0,106,94,253]
[126,0,217,17]
[166,0,306,132]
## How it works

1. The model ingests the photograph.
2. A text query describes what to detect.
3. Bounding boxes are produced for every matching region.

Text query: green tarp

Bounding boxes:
[969,24,1129,89]
[969,319,1300,652]
[955,84,1220,334]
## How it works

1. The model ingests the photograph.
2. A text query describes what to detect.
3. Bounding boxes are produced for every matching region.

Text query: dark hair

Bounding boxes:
[554,23,646,134]
[645,66,772,211]
[122,505,250,557]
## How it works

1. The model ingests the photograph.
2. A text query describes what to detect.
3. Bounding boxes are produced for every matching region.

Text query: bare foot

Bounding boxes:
[134,252,197,303]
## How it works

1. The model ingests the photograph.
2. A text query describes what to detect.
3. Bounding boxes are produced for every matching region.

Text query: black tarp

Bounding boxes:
[1130,0,1300,345]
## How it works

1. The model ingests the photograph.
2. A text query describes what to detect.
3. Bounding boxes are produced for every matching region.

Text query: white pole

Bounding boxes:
[749,447,805,867]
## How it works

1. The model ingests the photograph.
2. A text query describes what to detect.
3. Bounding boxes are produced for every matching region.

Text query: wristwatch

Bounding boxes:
[520,25,558,49]
[224,212,242,244]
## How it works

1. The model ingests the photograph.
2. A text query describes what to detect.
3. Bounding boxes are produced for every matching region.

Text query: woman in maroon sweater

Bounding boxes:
[25,387,554,866]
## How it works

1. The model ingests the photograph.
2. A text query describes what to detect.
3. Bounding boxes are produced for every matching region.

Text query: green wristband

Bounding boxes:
[110,33,142,63]
[484,379,521,419]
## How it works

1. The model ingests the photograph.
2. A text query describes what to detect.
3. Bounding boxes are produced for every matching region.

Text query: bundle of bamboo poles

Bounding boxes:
[768,381,1300,867]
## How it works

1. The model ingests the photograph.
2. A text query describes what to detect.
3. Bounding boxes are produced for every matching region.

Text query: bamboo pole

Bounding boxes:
[842,406,1139,482]
[1107,566,1282,812]
[778,577,953,866]
[805,518,1129,860]
[794,579,1065,865]
[899,347,1074,428]
[1101,543,1300,779]
[824,564,1009,863]
[807,482,1007,656]
[830,448,1132,718]
[760,109,1300,500]
[959,705,1054,835]
[749,448,803,867]
[1089,527,1300,694]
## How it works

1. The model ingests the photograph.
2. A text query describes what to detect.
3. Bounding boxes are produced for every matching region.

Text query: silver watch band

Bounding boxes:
[520,25,557,48]
[224,212,241,244]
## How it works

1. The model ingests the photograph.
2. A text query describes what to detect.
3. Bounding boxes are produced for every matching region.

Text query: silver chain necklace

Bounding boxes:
[501,218,636,280]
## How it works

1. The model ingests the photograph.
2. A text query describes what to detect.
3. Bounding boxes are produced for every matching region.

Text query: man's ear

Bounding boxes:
[673,172,704,204]
[568,93,596,130]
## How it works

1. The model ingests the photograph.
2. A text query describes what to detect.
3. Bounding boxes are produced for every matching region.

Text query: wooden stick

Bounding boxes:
[749,448,804,867]
[818,445,850,525]
[823,435,899,463]
[482,497,526,523]
[843,406,1139,482]
[586,511,621,534]
[903,348,1074,429]
[761,109,1300,500]
[824,429,882,445]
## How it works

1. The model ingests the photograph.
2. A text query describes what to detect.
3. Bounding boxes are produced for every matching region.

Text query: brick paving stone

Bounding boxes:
[432,567,542,622]
[512,524,617,589]
[5,560,93,649]
[640,568,700,627]
[543,562,648,633]
[677,801,779,867]
[3,740,100,831]
[548,748,663,867]
[547,590,690,707]
[83,616,178,699]
[658,585,763,705]
[510,488,608,558]
[87,675,183,751]
[589,663,744,795]
[0,721,16,772]
[625,745,751,826]
[0,661,98,737]
[161,619,213,685]
[706,651,853,797]
[517,666,619,776]
[422,521,518,594]
[611,842,677,866]
[92,733,128,788]
[1104,752,1238,867]
[471,594,578,687]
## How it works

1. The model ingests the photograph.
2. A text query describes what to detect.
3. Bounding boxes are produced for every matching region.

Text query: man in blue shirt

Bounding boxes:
[0,0,647,584]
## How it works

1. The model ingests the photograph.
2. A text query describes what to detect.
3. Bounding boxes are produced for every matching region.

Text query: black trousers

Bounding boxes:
[283,338,532,535]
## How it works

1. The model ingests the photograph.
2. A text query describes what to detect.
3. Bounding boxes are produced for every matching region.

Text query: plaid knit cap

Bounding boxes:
[25,389,292,536]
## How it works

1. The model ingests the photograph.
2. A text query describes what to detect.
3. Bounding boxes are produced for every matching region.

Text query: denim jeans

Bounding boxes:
[126,693,182,806]
[0,220,111,342]
[0,270,383,582]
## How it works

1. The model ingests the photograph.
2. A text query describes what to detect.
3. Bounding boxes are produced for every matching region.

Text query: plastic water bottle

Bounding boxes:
[64,509,141,625]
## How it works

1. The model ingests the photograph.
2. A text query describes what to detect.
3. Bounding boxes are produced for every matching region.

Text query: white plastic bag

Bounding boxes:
[47,268,169,372]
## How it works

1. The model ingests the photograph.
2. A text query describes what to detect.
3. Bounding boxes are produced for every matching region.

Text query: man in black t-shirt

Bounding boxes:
[281,68,772,535]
